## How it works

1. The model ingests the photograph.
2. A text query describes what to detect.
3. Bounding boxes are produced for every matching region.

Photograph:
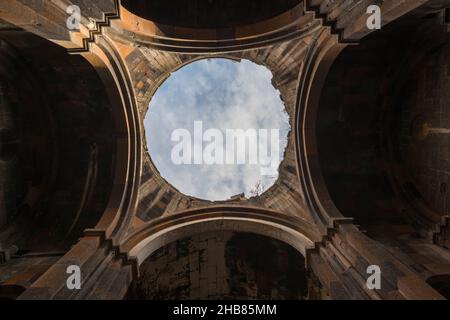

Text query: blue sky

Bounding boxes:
[144,58,290,201]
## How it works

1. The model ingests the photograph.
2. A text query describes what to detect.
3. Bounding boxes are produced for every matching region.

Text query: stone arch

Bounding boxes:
[0,32,121,252]
[121,206,321,299]
[294,6,450,301]
[0,0,144,246]
[0,22,141,299]
[295,28,348,232]
[131,231,311,300]
[123,206,321,267]
[296,2,450,241]
[113,0,319,53]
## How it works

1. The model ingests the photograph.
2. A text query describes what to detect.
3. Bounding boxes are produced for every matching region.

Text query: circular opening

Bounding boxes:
[144,58,290,201]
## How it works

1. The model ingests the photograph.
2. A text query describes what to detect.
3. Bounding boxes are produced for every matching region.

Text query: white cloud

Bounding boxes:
[144,58,290,201]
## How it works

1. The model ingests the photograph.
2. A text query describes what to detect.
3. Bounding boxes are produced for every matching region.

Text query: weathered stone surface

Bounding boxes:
[0,0,449,301]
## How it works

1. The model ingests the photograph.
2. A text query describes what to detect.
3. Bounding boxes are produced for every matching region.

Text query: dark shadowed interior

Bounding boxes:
[130,232,310,300]
[317,4,450,244]
[121,0,301,28]
[0,30,116,255]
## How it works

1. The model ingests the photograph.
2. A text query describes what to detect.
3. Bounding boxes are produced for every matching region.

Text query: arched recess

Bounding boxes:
[109,0,320,53]
[121,206,323,299]
[81,36,142,240]
[0,21,141,297]
[124,207,320,264]
[295,28,348,233]
[0,0,141,242]
[130,231,311,300]
[296,2,450,244]
[295,5,450,299]
[0,32,114,252]
[297,4,446,232]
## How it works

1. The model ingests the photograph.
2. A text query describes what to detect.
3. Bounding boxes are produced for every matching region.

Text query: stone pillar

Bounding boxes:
[18,236,134,300]
[309,223,446,300]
